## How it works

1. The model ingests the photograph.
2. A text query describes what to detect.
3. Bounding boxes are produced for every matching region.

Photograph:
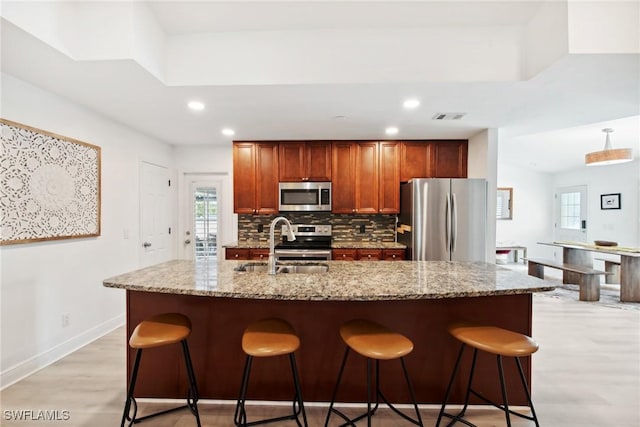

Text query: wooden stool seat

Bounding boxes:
[129,313,191,349]
[121,312,200,427]
[340,319,414,360]
[235,318,308,427]
[448,323,539,358]
[325,319,423,426]
[241,318,300,357]
[436,322,540,427]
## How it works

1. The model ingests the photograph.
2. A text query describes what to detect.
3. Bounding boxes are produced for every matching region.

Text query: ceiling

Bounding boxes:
[1,1,639,174]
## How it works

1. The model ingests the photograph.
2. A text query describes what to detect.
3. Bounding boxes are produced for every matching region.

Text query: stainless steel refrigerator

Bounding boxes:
[398,178,487,261]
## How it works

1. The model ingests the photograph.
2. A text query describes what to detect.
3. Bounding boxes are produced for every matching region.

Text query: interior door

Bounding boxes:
[183,180,220,260]
[140,162,170,267]
[555,185,588,244]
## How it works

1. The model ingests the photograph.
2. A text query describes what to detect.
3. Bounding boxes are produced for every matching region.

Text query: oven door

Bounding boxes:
[274,249,332,261]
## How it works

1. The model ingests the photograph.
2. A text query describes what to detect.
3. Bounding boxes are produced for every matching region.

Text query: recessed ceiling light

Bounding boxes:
[385,127,399,135]
[403,99,420,109]
[187,101,205,111]
[222,128,235,136]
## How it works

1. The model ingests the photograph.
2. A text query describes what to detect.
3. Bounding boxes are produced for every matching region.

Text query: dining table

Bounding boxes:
[538,241,640,302]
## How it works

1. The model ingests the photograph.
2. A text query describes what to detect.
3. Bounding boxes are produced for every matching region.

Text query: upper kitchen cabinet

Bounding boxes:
[332,141,399,214]
[331,141,358,213]
[279,142,332,182]
[378,141,400,214]
[431,140,468,178]
[400,140,468,181]
[233,142,279,214]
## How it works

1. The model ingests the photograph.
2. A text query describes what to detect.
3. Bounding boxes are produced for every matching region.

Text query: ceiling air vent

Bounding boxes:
[433,113,466,120]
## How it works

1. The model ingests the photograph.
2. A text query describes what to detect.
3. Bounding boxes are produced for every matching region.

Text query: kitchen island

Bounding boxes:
[104,259,554,405]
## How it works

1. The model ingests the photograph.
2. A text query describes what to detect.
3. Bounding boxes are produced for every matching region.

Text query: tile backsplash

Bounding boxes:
[238,214,397,243]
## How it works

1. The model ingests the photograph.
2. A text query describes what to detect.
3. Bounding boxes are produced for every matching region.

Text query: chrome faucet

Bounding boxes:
[268,216,296,275]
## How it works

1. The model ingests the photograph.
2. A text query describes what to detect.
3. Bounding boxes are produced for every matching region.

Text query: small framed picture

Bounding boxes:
[600,193,621,210]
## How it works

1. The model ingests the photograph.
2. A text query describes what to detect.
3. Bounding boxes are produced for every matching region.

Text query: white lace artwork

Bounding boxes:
[0,119,101,244]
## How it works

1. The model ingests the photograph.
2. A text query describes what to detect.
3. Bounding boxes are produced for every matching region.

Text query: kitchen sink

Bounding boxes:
[234,263,329,274]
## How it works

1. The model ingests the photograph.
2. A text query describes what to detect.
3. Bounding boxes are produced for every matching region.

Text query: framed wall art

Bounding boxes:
[1,118,101,245]
[600,193,621,210]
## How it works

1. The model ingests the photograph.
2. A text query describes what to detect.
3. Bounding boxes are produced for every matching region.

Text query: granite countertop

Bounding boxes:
[103,259,554,301]
[223,241,406,250]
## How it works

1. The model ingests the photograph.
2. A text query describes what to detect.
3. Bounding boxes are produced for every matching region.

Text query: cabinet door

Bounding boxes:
[356,249,382,260]
[400,141,432,182]
[332,248,357,260]
[233,143,257,214]
[331,142,357,213]
[226,248,250,260]
[305,142,332,181]
[278,142,306,182]
[249,248,269,261]
[354,142,379,214]
[432,140,468,178]
[255,143,279,214]
[379,141,400,214]
[382,249,405,260]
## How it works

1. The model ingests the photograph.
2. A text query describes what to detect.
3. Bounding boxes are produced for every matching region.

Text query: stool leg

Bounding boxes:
[436,344,465,427]
[367,358,372,427]
[496,355,512,427]
[515,357,540,427]
[234,355,253,427]
[181,340,202,427]
[289,353,309,427]
[120,349,142,427]
[324,347,352,427]
[400,357,424,426]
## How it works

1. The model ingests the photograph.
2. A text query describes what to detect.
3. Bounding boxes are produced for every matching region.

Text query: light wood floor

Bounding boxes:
[1,293,638,426]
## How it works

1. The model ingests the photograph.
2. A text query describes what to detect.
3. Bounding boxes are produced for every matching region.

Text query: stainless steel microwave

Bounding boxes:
[279,182,331,212]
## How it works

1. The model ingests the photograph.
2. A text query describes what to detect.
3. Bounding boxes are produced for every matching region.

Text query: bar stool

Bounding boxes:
[234,318,308,427]
[324,319,423,427]
[436,322,540,427]
[120,312,201,427]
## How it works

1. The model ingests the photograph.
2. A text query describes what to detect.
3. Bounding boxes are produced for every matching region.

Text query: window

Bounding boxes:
[560,191,581,230]
[194,187,217,258]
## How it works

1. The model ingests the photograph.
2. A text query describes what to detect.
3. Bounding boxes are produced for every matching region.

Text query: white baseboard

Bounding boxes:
[0,314,125,390]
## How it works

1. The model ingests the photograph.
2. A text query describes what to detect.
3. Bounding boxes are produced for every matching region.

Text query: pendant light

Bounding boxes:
[585,128,633,166]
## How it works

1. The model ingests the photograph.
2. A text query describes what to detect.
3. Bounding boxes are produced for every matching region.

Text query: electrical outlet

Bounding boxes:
[258,224,264,233]
[62,313,70,328]
[359,224,366,233]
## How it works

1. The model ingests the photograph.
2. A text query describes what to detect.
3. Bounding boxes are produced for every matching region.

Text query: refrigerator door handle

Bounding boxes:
[445,192,451,254]
[451,193,457,253]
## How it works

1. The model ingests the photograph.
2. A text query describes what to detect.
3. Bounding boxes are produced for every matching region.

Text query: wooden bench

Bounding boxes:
[595,257,621,284]
[527,258,607,302]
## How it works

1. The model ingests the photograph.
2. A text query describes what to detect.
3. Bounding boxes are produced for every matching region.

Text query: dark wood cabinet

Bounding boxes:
[378,141,400,214]
[332,141,399,214]
[356,249,382,260]
[400,140,468,181]
[431,140,468,178]
[233,142,279,214]
[354,142,379,214]
[382,249,406,260]
[279,142,331,182]
[331,142,358,214]
[225,248,250,260]
[249,248,269,261]
[332,248,357,260]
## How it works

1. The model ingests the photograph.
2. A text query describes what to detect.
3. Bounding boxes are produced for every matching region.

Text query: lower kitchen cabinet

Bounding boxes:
[331,248,406,261]
[225,248,270,260]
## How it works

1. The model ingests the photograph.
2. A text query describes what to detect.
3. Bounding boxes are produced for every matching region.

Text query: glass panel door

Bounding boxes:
[555,185,588,243]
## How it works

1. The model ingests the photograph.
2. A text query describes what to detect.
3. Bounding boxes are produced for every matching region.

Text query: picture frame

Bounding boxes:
[0,118,101,245]
[600,193,621,210]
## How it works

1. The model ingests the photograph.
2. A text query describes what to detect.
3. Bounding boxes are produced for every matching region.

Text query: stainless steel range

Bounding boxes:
[274,224,332,261]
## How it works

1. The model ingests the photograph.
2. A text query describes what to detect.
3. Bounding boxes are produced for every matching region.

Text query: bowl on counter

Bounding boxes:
[594,240,618,247]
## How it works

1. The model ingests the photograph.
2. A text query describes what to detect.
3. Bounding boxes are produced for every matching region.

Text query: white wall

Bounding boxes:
[553,161,639,248]
[0,74,175,388]
[496,163,555,260]
[172,145,237,253]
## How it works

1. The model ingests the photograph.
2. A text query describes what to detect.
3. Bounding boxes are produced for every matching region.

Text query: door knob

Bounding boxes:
[184,239,191,244]
[143,242,151,248]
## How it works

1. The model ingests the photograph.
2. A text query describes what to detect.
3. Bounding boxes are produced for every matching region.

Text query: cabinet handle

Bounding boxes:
[234,254,239,258]
[352,209,356,213]
[259,254,264,258]
[342,254,346,258]
[367,254,371,259]
[392,254,396,259]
